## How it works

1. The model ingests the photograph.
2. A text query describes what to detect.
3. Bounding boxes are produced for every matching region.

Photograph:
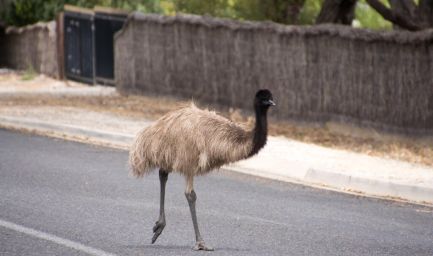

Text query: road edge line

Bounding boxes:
[0,219,117,256]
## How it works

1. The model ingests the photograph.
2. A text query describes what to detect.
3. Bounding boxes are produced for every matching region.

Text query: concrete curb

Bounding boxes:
[304,169,433,205]
[0,116,133,147]
[1,116,432,207]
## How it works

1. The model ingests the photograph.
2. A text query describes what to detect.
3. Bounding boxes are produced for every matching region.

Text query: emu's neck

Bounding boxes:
[248,107,268,157]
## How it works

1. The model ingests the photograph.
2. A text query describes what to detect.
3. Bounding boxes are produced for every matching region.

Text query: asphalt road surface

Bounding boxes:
[1,129,432,256]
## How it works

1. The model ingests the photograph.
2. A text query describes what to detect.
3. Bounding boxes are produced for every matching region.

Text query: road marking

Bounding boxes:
[0,219,117,256]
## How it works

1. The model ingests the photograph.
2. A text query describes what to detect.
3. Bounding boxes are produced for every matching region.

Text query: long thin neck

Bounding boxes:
[248,106,268,157]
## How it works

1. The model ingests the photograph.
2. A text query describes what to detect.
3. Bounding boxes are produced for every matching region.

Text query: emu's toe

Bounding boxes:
[151,220,166,244]
[193,241,214,251]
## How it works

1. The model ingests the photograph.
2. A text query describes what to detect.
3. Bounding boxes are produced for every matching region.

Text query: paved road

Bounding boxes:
[0,129,432,256]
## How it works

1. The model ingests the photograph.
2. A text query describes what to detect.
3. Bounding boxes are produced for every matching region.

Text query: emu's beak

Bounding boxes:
[266,99,276,106]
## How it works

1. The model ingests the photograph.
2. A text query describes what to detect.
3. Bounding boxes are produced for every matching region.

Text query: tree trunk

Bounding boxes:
[389,0,418,29]
[316,0,358,25]
[316,0,432,31]
[365,0,422,30]
[418,0,433,27]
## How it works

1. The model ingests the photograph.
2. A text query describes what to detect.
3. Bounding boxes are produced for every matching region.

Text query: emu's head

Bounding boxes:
[254,89,276,111]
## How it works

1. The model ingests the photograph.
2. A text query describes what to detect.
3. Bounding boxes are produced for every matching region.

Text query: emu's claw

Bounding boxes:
[193,241,214,251]
[151,220,166,244]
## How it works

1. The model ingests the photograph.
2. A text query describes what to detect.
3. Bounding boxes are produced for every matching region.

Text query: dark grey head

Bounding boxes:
[254,89,276,109]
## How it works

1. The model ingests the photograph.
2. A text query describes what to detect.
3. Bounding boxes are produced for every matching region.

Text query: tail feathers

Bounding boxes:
[129,131,157,177]
[129,150,156,177]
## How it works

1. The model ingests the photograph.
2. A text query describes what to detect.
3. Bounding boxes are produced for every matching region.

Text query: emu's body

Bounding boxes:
[129,90,275,251]
[130,104,254,178]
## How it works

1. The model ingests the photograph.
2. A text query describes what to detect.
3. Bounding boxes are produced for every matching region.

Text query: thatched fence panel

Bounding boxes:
[0,21,58,77]
[115,13,433,134]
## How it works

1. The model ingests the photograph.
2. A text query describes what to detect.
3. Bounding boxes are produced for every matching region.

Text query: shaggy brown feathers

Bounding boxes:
[129,103,254,177]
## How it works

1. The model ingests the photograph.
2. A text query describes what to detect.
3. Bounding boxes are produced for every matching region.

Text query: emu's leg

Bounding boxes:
[185,176,214,251]
[151,169,168,244]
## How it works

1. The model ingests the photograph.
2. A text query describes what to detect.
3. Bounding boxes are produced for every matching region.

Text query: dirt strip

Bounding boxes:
[1,70,432,167]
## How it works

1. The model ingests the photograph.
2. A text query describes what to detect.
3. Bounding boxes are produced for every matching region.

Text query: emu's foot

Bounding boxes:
[151,220,166,244]
[193,241,214,251]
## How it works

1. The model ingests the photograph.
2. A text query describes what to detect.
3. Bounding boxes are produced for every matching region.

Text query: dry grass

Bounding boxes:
[1,93,433,167]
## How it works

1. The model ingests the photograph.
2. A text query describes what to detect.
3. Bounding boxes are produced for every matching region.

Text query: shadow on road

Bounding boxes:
[126,243,251,253]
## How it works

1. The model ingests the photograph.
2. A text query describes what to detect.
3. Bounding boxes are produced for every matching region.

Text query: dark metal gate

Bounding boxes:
[63,6,127,85]
[64,11,95,84]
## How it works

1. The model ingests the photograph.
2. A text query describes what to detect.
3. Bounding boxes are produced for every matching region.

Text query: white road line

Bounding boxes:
[0,219,117,256]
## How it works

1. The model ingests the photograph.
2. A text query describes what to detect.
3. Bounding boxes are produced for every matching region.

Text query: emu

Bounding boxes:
[129,89,275,251]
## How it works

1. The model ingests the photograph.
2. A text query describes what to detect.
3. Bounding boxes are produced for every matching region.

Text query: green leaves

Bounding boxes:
[355,0,392,30]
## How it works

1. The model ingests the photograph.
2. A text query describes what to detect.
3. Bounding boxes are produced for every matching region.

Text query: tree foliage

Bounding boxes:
[233,0,306,24]
[0,0,166,26]
[1,0,106,26]
[172,0,234,18]
[1,0,430,31]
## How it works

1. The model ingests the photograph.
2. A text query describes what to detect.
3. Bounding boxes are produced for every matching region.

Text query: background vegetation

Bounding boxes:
[0,0,393,29]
